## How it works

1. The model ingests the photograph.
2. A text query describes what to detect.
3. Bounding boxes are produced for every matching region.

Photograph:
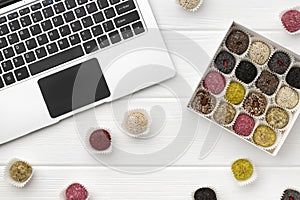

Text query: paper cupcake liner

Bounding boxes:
[279,6,300,35]
[85,127,113,154]
[176,0,204,12]
[246,38,274,66]
[122,108,152,138]
[4,158,34,188]
[250,123,282,151]
[280,187,300,200]
[191,186,219,200]
[230,158,257,187]
[60,183,90,200]
[264,106,291,131]
[274,85,300,112]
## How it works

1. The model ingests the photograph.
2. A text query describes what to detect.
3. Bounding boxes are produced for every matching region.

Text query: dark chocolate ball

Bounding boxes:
[268,52,291,75]
[194,187,217,200]
[256,71,279,95]
[286,67,300,89]
[225,30,249,55]
[214,51,236,74]
[235,61,257,84]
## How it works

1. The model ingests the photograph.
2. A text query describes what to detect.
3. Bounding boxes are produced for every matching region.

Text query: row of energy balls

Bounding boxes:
[192,30,299,148]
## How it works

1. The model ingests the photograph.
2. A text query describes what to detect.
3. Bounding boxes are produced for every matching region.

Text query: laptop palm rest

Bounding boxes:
[38,58,111,118]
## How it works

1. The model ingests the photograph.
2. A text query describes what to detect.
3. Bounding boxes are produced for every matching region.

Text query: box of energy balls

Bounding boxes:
[188,22,300,156]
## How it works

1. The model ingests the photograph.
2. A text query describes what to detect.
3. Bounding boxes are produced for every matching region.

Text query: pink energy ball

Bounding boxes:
[203,72,226,94]
[233,114,255,137]
[281,10,300,33]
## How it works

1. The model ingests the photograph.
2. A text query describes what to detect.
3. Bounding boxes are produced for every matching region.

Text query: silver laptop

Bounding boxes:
[0,0,176,144]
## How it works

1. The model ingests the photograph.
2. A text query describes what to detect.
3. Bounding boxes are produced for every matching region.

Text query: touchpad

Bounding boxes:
[38,58,111,118]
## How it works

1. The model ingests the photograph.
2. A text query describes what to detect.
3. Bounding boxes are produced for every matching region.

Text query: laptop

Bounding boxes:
[0,0,176,144]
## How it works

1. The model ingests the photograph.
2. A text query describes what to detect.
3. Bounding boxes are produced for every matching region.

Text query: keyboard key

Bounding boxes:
[29,45,84,75]
[31,11,43,22]
[70,20,82,32]
[52,15,64,27]
[80,29,92,41]
[58,38,70,50]
[46,42,58,54]
[116,0,135,15]
[14,67,29,81]
[104,7,116,19]
[31,3,42,11]
[0,37,8,48]
[8,33,19,45]
[120,26,133,39]
[24,51,36,63]
[0,78,4,88]
[20,16,32,27]
[9,20,20,32]
[86,2,97,14]
[14,42,26,54]
[64,11,75,22]
[48,29,59,41]
[69,34,80,45]
[3,47,15,59]
[8,12,18,20]
[109,0,120,5]
[0,17,6,24]
[83,39,98,54]
[93,12,104,23]
[81,16,93,28]
[75,7,86,18]
[97,35,109,48]
[2,60,13,72]
[92,25,103,37]
[13,56,25,67]
[37,34,49,45]
[0,24,9,36]
[25,38,37,50]
[43,7,54,18]
[35,47,47,58]
[109,30,121,44]
[97,0,108,9]
[65,0,77,9]
[41,20,53,31]
[132,21,145,35]
[77,0,87,5]
[18,28,30,40]
[114,11,140,28]
[20,7,30,16]
[3,72,15,85]
[42,0,54,7]
[103,20,114,32]
[59,25,71,37]
[30,24,42,35]
[54,2,65,14]
[0,52,3,61]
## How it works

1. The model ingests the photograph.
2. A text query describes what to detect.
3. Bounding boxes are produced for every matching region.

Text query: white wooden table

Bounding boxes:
[1,0,300,199]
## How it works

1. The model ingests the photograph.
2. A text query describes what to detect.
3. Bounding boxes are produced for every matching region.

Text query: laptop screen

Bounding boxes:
[0,0,21,8]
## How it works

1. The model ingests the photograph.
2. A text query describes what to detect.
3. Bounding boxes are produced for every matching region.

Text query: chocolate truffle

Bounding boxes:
[9,161,33,183]
[66,183,88,200]
[281,189,300,200]
[248,41,271,65]
[276,86,299,109]
[256,71,279,95]
[89,129,111,151]
[268,52,291,75]
[203,71,226,94]
[225,30,249,55]
[179,0,201,10]
[253,125,276,148]
[225,82,245,105]
[125,111,149,135]
[190,90,216,114]
[213,102,236,125]
[194,187,217,200]
[235,61,257,84]
[233,114,255,136]
[266,107,289,129]
[286,67,300,89]
[231,159,254,181]
[281,10,300,33]
[214,51,236,74]
[243,92,267,116]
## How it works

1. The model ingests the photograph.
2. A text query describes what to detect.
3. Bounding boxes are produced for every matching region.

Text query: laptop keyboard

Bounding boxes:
[0,0,146,88]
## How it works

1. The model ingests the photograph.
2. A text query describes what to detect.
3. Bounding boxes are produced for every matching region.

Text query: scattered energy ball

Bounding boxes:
[123,109,151,137]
